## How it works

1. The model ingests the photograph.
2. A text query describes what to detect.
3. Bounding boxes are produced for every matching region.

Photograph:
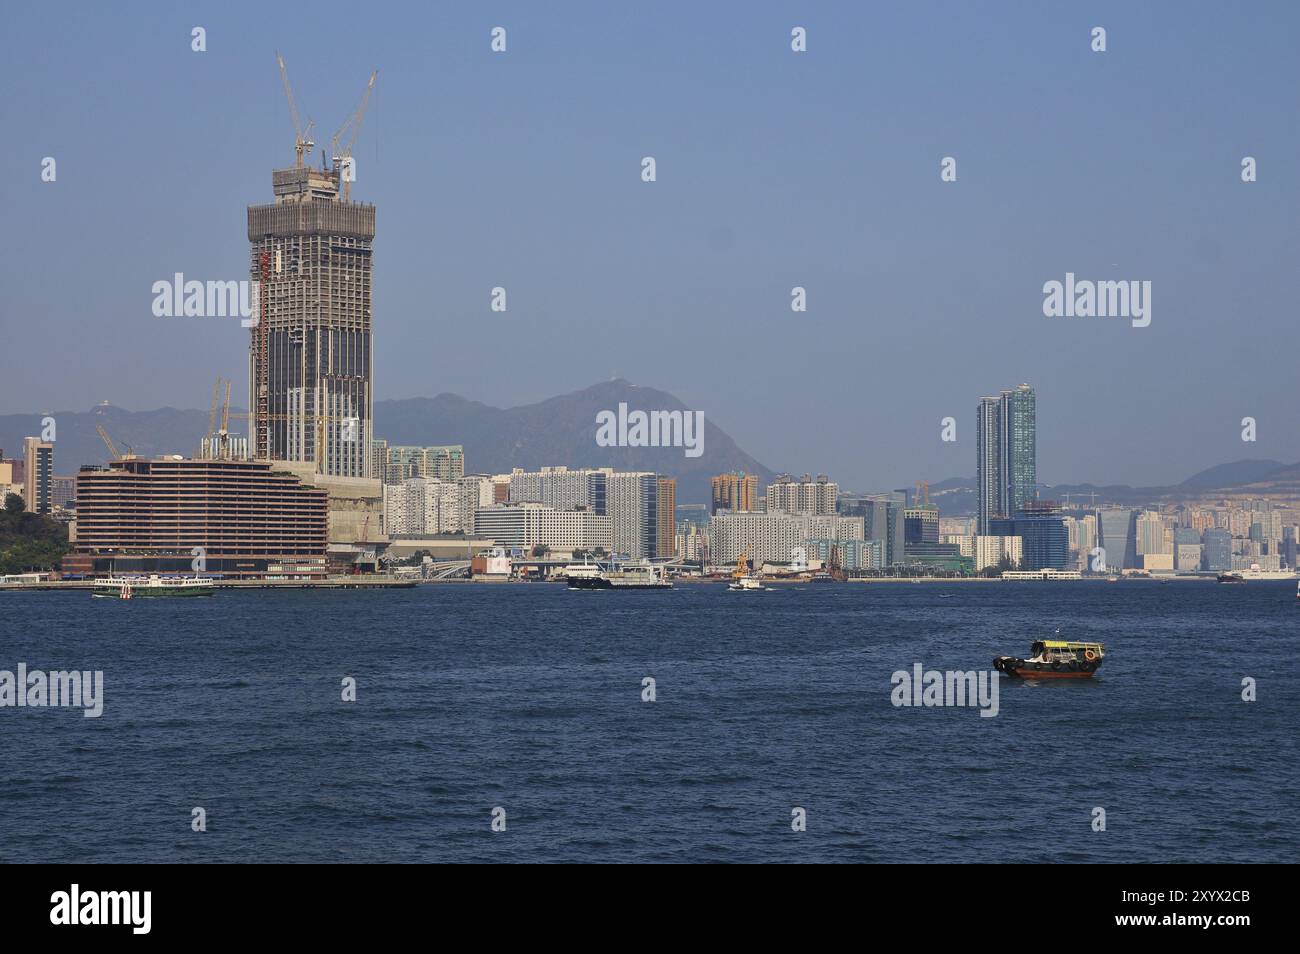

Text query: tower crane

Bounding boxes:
[276,51,315,168]
[330,70,378,202]
[220,379,232,436]
[207,377,221,442]
[96,424,132,461]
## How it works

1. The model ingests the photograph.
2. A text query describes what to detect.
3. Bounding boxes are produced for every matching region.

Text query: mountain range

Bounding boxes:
[0,380,774,504]
[926,460,1300,515]
[3,381,1296,508]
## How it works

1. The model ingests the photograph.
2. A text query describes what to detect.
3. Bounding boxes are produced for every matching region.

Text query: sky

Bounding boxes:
[2,1,1297,490]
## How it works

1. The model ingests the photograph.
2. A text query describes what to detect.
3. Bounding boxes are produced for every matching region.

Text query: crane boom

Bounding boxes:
[330,70,378,201]
[207,378,221,440]
[276,51,315,168]
[96,424,122,462]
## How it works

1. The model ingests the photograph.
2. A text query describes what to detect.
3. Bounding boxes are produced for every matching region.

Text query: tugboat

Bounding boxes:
[994,635,1105,678]
[1217,572,1246,584]
[727,553,767,591]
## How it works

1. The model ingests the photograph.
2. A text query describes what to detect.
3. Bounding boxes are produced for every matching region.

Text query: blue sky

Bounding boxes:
[2,1,1297,488]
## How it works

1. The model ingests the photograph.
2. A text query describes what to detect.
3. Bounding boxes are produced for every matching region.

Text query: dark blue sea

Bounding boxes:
[1,581,1296,863]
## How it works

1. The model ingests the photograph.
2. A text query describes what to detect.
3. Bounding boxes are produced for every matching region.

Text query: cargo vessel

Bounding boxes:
[566,561,672,590]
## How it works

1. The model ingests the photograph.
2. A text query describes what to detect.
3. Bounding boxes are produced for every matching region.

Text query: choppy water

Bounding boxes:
[0,580,1296,862]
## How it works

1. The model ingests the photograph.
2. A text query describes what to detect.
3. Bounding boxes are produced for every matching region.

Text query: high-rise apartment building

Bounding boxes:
[608,471,658,560]
[1001,384,1036,519]
[375,444,464,484]
[499,467,659,560]
[709,512,864,566]
[472,502,612,553]
[656,476,677,559]
[508,466,607,511]
[22,437,53,516]
[1135,511,1169,557]
[458,475,496,536]
[976,397,1002,535]
[765,473,838,515]
[976,384,1036,534]
[248,157,375,477]
[384,473,496,537]
[973,534,1024,573]
[711,472,760,513]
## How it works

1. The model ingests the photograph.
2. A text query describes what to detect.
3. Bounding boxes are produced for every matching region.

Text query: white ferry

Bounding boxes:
[1238,564,1297,581]
[93,575,216,599]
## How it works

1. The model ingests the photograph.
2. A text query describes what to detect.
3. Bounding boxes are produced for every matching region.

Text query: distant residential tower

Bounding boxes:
[976,384,1036,534]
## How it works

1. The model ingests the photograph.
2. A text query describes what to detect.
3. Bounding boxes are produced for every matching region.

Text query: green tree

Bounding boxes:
[0,506,70,574]
[4,493,24,515]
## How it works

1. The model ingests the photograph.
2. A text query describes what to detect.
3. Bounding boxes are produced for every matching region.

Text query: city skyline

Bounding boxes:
[4,384,1299,503]
[4,1,1299,887]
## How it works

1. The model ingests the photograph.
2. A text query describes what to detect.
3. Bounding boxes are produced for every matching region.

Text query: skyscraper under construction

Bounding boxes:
[248,56,377,478]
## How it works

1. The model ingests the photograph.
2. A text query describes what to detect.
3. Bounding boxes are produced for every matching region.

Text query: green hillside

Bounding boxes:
[0,495,71,573]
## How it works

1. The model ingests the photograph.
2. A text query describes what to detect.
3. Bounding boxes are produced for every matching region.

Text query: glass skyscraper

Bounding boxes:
[1097,508,1136,571]
[976,383,1036,534]
[1202,528,1232,572]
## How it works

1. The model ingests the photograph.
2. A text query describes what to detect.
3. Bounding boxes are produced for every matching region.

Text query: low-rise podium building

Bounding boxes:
[73,457,328,578]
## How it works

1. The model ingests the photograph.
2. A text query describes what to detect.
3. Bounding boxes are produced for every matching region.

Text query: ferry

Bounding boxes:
[93,575,216,599]
[1239,564,1297,581]
[994,637,1105,678]
[566,560,672,590]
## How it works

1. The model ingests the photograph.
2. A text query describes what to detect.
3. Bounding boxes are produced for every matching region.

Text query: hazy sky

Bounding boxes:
[2,1,1297,489]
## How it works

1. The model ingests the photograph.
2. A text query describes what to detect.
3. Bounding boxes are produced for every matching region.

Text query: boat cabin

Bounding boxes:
[1029,639,1105,664]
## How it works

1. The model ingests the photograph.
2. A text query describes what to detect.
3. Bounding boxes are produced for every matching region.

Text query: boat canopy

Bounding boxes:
[1040,640,1104,650]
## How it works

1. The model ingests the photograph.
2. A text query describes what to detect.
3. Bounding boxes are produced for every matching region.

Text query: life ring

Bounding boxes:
[1084,649,1098,662]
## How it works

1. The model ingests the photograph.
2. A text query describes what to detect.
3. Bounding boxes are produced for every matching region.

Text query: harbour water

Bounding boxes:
[1,581,1296,862]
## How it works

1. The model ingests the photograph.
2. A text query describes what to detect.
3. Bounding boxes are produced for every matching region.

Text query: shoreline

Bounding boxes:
[4,574,1287,592]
